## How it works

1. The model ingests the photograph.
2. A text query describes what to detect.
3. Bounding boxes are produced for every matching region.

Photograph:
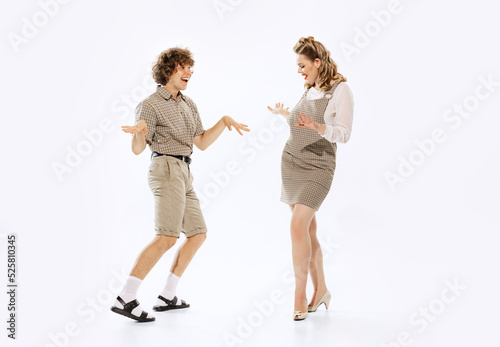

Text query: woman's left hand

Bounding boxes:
[294,113,317,130]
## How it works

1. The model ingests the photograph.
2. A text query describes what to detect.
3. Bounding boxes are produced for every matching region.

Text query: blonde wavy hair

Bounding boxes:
[293,36,346,91]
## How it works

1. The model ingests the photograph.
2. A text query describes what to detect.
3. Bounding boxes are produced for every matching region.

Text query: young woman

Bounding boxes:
[268,36,354,321]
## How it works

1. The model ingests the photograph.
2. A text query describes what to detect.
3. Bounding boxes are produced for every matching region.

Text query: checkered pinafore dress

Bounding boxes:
[280,82,340,211]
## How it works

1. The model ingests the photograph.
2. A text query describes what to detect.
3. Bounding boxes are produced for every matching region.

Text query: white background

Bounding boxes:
[1,0,499,346]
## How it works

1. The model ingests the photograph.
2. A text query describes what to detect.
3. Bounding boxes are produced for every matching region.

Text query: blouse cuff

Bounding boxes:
[320,124,335,142]
[321,124,350,143]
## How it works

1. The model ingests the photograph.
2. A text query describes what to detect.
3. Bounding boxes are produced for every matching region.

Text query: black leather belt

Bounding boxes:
[151,151,192,164]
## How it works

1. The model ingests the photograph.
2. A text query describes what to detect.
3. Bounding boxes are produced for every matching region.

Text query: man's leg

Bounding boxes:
[170,233,207,277]
[112,235,177,319]
[112,156,185,320]
[130,235,178,279]
[155,163,208,308]
[155,233,206,307]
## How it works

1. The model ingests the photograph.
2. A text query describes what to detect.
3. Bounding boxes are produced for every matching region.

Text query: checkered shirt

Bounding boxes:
[135,86,205,156]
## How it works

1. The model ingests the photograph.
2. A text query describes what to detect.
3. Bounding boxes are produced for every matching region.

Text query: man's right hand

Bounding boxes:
[121,120,147,135]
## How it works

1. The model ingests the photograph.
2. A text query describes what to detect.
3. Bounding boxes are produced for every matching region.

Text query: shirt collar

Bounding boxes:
[157,85,185,101]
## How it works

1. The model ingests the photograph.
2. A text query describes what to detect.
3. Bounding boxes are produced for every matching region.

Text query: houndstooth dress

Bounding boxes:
[280,82,340,211]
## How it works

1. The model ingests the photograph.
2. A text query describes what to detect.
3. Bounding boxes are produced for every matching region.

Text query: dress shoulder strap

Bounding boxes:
[324,81,341,98]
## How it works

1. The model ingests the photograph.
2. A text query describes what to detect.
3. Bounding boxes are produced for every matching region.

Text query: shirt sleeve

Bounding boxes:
[135,101,156,145]
[321,83,354,144]
[191,101,205,137]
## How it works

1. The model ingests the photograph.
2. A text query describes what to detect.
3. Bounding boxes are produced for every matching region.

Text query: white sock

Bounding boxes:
[157,272,180,305]
[114,276,153,318]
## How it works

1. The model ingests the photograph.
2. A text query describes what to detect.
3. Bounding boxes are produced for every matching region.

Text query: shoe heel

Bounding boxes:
[324,292,331,310]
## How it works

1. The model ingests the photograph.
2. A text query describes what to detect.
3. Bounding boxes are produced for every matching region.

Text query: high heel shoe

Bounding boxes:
[308,290,331,312]
[293,311,308,321]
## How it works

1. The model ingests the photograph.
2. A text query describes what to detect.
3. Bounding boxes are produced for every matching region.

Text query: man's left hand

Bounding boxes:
[223,116,250,135]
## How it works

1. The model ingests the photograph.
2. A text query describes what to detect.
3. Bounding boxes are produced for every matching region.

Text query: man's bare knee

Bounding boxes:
[156,235,177,251]
[191,232,207,243]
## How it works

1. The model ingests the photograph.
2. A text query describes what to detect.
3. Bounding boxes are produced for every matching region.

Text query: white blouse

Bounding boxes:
[306,82,354,143]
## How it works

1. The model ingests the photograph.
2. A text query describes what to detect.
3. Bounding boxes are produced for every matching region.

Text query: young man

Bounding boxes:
[111,47,250,322]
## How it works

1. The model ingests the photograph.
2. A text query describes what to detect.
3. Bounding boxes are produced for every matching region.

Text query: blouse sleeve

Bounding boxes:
[321,83,354,144]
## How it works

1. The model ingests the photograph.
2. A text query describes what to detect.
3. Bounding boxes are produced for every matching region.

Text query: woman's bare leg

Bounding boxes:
[289,203,316,313]
[307,215,328,306]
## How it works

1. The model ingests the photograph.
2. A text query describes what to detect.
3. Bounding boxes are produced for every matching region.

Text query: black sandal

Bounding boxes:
[152,295,190,312]
[110,296,155,322]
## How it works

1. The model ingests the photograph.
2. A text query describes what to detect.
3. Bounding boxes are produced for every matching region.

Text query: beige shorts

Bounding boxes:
[148,155,207,238]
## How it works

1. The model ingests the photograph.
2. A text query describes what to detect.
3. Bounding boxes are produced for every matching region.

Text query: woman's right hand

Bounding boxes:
[267,103,290,118]
[121,120,147,135]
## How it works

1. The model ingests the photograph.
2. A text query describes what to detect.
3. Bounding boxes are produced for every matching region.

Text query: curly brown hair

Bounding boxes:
[293,37,346,91]
[152,47,195,85]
